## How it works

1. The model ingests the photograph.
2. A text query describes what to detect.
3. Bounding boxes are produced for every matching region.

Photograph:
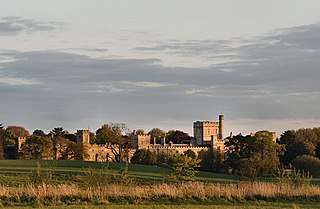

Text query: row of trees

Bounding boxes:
[132,129,320,180]
[0,125,88,160]
[0,123,192,162]
[130,131,282,180]
[2,122,320,179]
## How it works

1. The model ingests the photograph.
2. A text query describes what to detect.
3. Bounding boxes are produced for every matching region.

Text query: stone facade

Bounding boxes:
[129,115,226,157]
[16,114,229,162]
[193,114,224,145]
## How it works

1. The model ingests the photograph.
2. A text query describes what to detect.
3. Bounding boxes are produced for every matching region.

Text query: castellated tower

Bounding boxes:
[76,130,90,144]
[193,114,225,145]
[218,114,224,141]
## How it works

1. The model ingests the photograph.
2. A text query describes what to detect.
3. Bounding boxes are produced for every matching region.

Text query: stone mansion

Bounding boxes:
[78,115,226,162]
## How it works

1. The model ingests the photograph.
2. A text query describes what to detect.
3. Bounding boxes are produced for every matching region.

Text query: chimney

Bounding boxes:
[161,136,166,146]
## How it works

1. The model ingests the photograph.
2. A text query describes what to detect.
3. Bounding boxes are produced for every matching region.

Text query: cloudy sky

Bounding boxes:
[1,0,320,136]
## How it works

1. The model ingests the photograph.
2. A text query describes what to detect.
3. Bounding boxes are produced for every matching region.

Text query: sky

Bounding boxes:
[1,0,320,136]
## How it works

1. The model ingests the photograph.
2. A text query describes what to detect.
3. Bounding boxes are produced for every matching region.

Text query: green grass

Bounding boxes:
[0,160,239,185]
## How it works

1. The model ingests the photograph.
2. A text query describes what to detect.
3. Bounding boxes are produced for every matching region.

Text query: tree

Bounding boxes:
[50,127,67,137]
[254,131,285,174]
[20,135,53,159]
[96,123,131,162]
[64,133,78,143]
[49,127,68,159]
[56,137,76,160]
[33,129,46,137]
[3,130,18,159]
[292,155,320,177]
[148,128,166,144]
[225,131,284,180]
[74,143,89,160]
[199,148,224,172]
[0,124,5,160]
[135,129,146,135]
[184,149,196,159]
[165,154,201,182]
[131,149,157,165]
[279,130,316,166]
[166,130,191,144]
[89,132,96,144]
[6,126,29,138]
[224,134,253,172]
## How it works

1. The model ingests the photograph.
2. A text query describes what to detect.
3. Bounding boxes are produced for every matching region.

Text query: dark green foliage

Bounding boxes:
[292,155,320,177]
[64,133,78,143]
[224,134,254,172]
[74,143,89,160]
[20,135,53,159]
[50,127,67,138]
[166,130,191,144]
[131,149,157,165]
[56,137,77,160]
[199,148,223,173]
[4,146,18,159]
[184,149,196,159]
[161,153,201,182]
[154,152,201,182]
[148,128,166,144]
[32,129,46,137]
[0,126,5,160]
[277,168,312,186]
[279,128,320,166]
[225,131,284,180]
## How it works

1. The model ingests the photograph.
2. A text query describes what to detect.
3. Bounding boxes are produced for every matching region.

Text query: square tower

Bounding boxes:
[76,130,90,144]
[193,114,224,145]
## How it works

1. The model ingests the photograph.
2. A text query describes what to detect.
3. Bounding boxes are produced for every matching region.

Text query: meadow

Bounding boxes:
[0,160,320,208]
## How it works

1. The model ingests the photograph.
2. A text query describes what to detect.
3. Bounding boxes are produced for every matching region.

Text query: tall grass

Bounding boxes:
[0,182,320,202]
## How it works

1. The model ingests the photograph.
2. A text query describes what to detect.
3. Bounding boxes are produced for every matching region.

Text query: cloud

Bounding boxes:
[0,77,40,85]
[0,16,63,35]
[132,39,237,62]
[1,23,320,135]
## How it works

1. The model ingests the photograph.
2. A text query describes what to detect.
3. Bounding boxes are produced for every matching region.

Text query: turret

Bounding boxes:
[218,114,224,140]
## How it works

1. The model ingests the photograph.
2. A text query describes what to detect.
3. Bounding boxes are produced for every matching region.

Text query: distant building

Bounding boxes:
[130,114,226,157]
[16,114,228,162]
[193,114,224,145]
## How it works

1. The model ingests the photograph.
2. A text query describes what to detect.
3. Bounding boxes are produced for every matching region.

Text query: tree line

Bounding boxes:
[1,123,320,180]
[0,123,191,161]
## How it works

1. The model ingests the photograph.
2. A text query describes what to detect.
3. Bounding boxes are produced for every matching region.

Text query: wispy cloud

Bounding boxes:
[0,77,40,85]
[0,16,63,35]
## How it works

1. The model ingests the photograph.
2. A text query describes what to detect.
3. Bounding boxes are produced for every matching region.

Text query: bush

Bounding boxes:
[131,149,157,165]
[292,155,320,177]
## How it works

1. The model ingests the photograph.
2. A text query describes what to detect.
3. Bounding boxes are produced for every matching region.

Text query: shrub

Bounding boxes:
[131,149,157,165]
[292,155,320,177]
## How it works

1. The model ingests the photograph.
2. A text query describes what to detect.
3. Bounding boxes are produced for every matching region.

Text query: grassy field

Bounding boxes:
[1,160,320,208]
[0,160,239,185]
